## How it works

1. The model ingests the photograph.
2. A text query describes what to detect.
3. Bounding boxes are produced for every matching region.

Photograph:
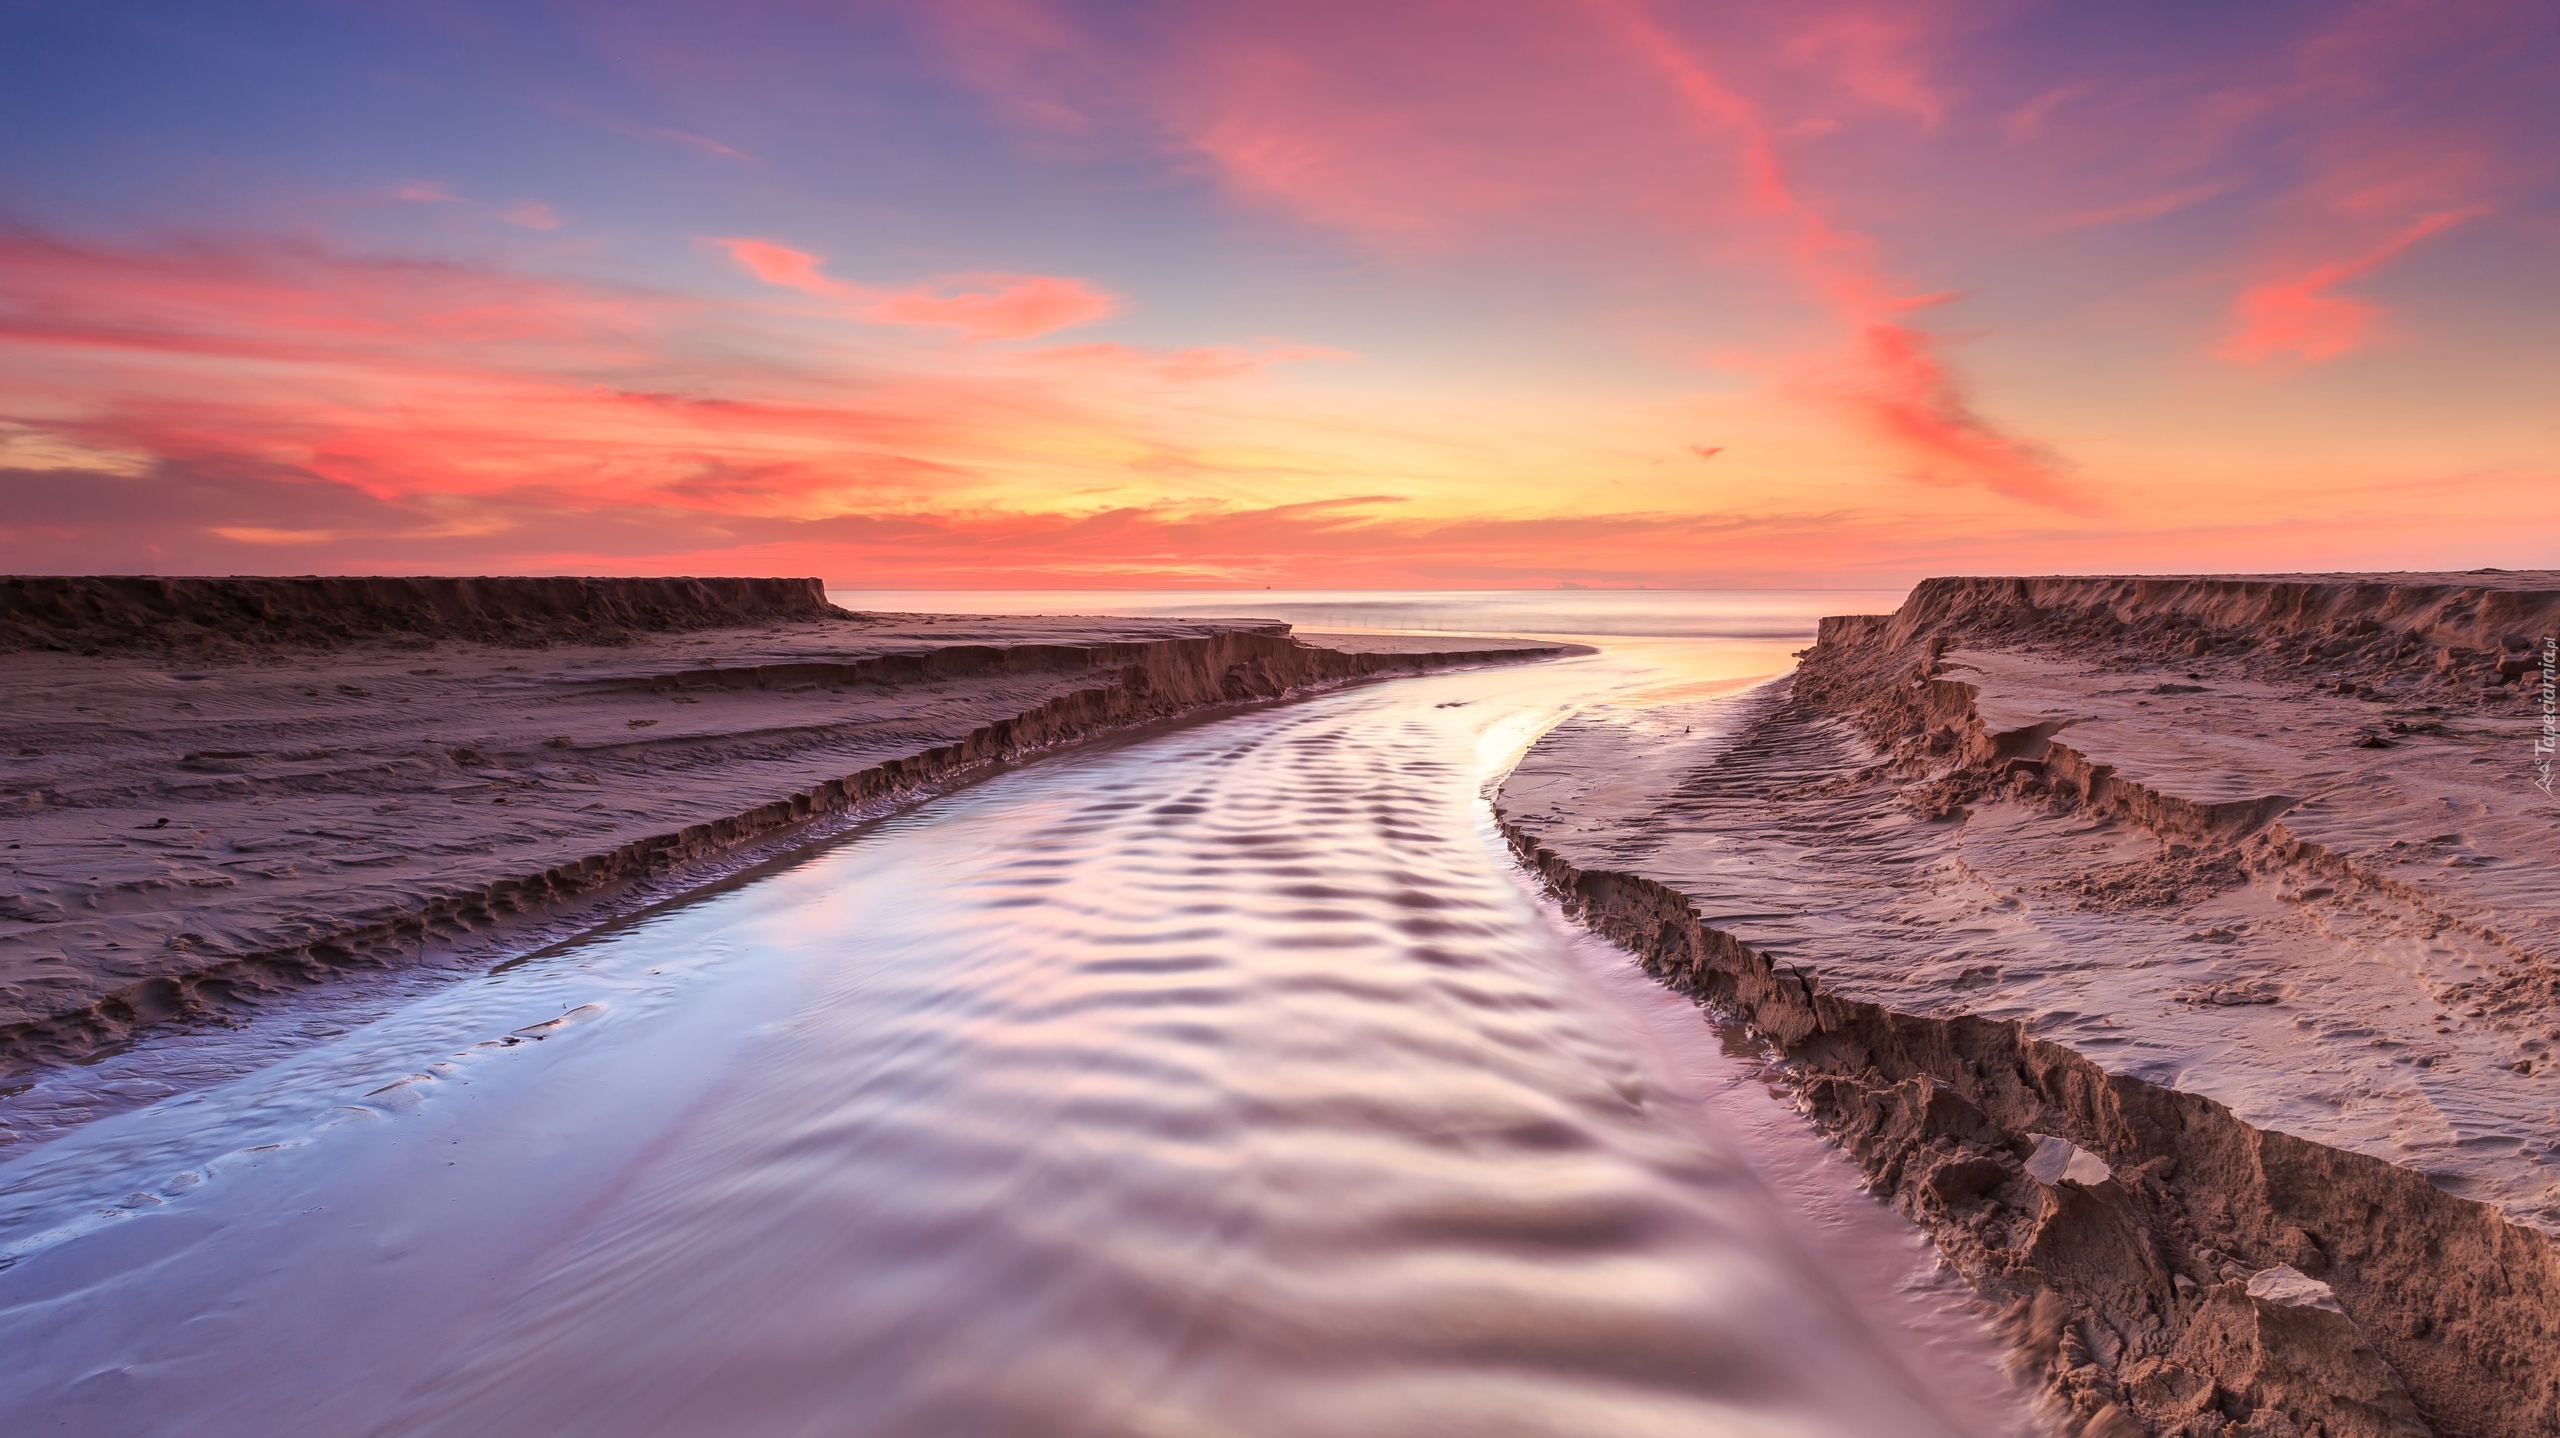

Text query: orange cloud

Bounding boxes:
[864,274,1119,341]
[1847,323,2083,510]
[0,224,1405,578]
[0,228,1085,516]
[29,448,2550,589]
[711,236,1120,340]
[2217,207,2487,365]
[1594,0,2085,511]
[1028,340,1352,384]
[714,237,841,295]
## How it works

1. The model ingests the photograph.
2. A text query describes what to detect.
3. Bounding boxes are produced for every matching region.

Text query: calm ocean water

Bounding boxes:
[828,587,1908,641]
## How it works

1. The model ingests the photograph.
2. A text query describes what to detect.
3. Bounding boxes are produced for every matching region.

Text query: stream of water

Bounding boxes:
[0,598,2042,1436]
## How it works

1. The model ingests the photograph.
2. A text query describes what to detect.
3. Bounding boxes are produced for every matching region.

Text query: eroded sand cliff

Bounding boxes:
[0,577,1578,1101]
[0,574,852,652]
[1501,573,2560,1438]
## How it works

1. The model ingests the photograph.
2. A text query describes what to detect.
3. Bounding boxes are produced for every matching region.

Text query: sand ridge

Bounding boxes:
[0,574,859,653]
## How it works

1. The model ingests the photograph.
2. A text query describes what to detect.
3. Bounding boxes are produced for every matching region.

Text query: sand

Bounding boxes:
[0,577,1579,1085]
[1499,572,2560,1438]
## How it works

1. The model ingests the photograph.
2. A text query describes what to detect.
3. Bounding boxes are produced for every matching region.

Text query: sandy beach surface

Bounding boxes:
[1500,572,2560,1437]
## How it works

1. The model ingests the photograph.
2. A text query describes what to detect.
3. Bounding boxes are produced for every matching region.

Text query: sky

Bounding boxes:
[1,0,2555,588]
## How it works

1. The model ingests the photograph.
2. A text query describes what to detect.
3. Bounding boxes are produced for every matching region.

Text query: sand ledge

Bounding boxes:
[1501,571,2560,1438]
[0,574,853,652]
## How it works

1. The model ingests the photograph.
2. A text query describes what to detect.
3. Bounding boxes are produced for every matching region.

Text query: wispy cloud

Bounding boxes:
[2002,82,2091,144]
[546,103,762,166]
[1784,12,1944,127]
[389,182,567,234]
[2217,206,2487,364]
[498,200,565,232]
[2050,180,2234,232]
[710,236,1120,341]
[209,525,336,544]
[1594,0,2089,511]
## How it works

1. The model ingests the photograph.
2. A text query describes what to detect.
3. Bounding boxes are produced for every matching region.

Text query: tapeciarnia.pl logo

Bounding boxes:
[2535,636,2556,798]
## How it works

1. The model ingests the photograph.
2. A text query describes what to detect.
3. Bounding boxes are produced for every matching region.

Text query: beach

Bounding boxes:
[4,573,2558,1437]
[1500,572,2560,1436]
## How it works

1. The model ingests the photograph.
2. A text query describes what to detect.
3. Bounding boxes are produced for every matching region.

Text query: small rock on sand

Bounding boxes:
[2023,1133,2112,1187]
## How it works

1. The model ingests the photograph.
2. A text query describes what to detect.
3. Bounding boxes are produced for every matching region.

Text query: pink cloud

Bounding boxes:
[393,181,460,203]
[1592,0,2085,510]
[498,201,565,232]
[1029,340,1351,383]
[1844,323,2082,510]
[1784,12,1944,127]
[0,226,1384,589]
[864,274,1119,341]
[2002,83,2091,145]
[2049,180,2234,232]
[712,236,1119,340]
[924,1,1659,251]
[2217,207,2487,365]
[0,228,1110,519]
[713,237,841,295]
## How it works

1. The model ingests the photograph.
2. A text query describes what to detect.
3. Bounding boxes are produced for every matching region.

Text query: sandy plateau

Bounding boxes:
[1503,573,2560,1438]
[0,576,1576,1108]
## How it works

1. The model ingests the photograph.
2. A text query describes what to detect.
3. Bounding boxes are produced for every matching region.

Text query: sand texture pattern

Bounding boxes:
[1500,572,2560,1438]
[0,591,1576,1095]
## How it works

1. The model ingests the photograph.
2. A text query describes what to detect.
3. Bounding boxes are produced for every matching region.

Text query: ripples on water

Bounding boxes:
[0,598,2039,1437]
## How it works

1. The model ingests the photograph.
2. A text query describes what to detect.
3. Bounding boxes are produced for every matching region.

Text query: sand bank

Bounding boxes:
[0,577,1579,1085]
[0,574,849,652]
[1501,572,2560,1438]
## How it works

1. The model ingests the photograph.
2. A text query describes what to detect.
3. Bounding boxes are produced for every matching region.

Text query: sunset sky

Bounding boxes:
[3,1,2554,587]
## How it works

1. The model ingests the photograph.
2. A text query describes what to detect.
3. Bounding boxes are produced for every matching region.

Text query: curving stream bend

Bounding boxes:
[0,644,2041,1436]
